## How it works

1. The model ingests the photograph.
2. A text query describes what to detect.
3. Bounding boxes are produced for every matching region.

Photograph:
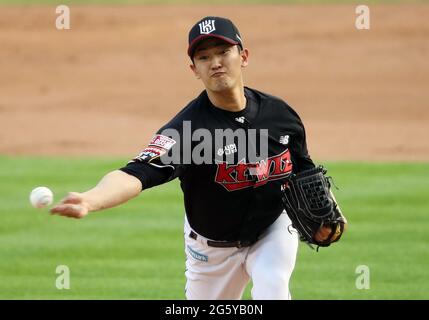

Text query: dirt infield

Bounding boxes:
[1,5,428,161]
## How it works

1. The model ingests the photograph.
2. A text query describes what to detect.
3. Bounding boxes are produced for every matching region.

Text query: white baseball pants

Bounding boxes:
[184,212,299,300]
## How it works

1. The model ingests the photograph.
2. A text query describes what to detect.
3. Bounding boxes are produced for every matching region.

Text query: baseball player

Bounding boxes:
[51,16,338,299]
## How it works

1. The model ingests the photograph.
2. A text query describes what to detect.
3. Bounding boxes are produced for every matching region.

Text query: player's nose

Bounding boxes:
[210,56,223,69]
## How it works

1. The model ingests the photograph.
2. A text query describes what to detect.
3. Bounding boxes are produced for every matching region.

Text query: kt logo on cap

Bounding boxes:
[199,19,216,34]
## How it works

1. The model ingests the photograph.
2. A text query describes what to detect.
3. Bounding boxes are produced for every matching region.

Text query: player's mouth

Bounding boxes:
[211,72,227,78]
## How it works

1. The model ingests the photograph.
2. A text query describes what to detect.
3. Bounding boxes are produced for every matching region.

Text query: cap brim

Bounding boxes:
[188,34,239,57]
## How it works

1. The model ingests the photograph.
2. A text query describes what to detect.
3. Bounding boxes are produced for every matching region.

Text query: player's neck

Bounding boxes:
[206,86,246,112]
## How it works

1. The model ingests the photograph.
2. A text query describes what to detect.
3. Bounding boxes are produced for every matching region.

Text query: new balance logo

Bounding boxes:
[279,135,289,145]
[199,20,216,34]
[235,116,245,124]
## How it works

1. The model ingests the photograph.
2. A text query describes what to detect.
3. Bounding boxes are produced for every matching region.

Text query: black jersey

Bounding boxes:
[120,87,314,242]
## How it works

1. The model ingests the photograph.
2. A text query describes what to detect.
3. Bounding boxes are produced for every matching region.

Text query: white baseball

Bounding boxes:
[30,186,54,208]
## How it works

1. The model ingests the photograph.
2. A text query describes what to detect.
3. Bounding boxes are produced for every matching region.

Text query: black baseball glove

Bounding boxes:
[282,166,347,249]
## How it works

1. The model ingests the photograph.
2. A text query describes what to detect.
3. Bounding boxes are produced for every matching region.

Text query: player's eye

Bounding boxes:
[197,55,209,61]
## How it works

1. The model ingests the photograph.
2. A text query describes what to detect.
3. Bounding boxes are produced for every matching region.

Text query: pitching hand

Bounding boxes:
[314,222,348,243]
[50,192,90,219]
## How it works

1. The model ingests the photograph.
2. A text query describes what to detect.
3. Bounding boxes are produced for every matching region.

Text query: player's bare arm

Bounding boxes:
[50,170,142,219]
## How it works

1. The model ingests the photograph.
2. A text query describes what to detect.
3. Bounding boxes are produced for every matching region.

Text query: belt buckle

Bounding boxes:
[237,240,251,248]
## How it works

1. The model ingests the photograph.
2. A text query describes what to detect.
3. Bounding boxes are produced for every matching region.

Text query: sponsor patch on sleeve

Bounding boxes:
[130,134,177,164]
[133,146,166,163]
[149,134,176,150]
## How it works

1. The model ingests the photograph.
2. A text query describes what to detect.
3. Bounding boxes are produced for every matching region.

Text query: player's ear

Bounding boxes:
[240,48,249,68]
[189,63,201,79]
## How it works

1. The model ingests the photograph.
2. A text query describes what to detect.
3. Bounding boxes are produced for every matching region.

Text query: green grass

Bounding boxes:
[0,156,428,299]
[0,0,427,5]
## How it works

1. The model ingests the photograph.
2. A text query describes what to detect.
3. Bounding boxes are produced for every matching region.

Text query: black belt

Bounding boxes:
[189,230,256,248]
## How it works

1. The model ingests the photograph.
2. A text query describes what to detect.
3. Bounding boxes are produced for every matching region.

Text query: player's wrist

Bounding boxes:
[79,192,98,213]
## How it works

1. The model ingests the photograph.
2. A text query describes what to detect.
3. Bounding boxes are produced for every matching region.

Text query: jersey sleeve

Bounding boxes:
[284,104,315,173]
[292,120,315,172]
[120,127,185,190]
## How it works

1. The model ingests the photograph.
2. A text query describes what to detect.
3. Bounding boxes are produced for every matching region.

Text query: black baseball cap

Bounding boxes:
[187,16,243,58]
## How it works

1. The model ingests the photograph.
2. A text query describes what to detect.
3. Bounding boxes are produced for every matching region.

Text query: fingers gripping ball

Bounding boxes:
[30,186,54,208]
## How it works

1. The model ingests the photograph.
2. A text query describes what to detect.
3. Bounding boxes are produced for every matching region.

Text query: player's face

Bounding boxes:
[190,38,249,93]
